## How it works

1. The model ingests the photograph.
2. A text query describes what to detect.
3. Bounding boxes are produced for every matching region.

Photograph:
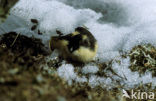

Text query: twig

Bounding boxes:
[10,33,20,47]
[122,71,127,80]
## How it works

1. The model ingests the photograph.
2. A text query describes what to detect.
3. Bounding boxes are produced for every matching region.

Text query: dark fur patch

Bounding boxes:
[58,27,97,53]
[75,27,97,51]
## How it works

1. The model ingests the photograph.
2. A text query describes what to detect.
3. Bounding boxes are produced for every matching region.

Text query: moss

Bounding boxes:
[129,44,156,76]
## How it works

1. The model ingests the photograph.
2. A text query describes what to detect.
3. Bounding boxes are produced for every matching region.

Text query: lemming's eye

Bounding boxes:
[70,47,73,52]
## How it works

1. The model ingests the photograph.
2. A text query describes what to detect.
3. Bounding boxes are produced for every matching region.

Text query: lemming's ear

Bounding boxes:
[49,36,60,51]
[49,37,55,51]
[49,38,53,51]
[56,29,63,37]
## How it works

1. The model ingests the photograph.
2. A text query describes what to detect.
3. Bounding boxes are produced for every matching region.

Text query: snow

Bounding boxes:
[57,64,77,85]
[10,0,101,35]
[82,65,99,74]
[57,64,87,85]
[0,0,156,89]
